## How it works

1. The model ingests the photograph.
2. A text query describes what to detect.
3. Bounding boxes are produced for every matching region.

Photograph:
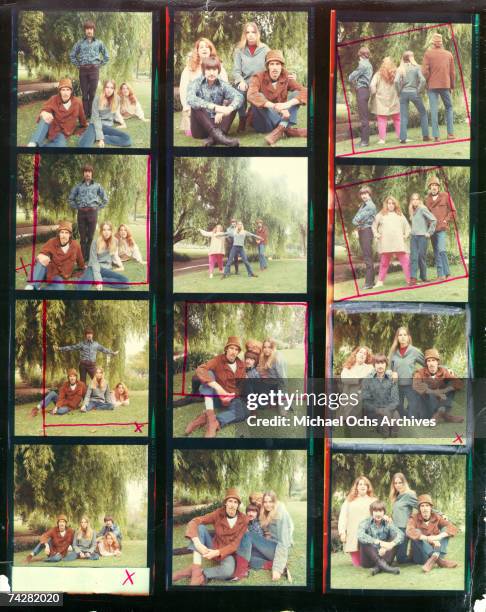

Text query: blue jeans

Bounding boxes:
[224,245,255,276]
[398,384,420,417]
[247,531,277,569]
[40,390,58,408]
[29,261,67,290]
[410,235,429,281]
[198,382,247,427]
[258,243,267,270]
[419,391,455,419]
[250,91,300,133]
[430,230,450,277]
[395,527,410,563]
[399,91,429,140]
[64,551,99,561]
[411,537,449,564]
[188,525,236,580]
[85,400,114,411]
[238,90,248,119]
[29,119,68,147]
[79,267,130,290]
[428,89,454,137]
[78,123,132,148]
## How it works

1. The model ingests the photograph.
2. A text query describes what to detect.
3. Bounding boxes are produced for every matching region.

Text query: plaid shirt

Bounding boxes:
[186,75,243,118]
[361,371,399,411]
[68,181,108,210]
[70,37,109,67]
[59,339,115,362]
[357,517,403,546]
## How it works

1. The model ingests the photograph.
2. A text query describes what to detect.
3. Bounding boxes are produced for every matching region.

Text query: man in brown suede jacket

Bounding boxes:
[25,514,74,563]
[172,488,249,585]
[425,175,456,281]
[31,369,87,418]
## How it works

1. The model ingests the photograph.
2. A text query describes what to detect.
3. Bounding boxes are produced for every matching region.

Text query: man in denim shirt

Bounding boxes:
[349,46,373,147]
[187,56,243,147]
[57,327,118,383]
[70,20,109,118]
[352,185,377,289]
[357,500,403,575]
[69,164,108,260]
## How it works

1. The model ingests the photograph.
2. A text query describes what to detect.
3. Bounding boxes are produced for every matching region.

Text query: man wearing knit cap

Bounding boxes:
[412,348,463,422]
[406,494,459,573]
[247,49,308,146]
[31,368,87,418]
[25,220,85,290]
[421,32,456,141]
[25,515,74,563]
[425,175,456,281]
[27,78,88,147]
[172,488,248,585]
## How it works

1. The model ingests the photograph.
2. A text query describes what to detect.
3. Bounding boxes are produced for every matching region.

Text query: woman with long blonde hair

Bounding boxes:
[408,192,437,284]
[389,472,418,563]
[369,56,400,144]
[388,326,424,417]
[394,50,429,144]
[113,382,130,407]
[81,367,114,412]
[372,195,411,288]
[258,338,288,384]
[116,223,146,265]
[98,531,122,557]
[198,223,226,278]
[81,222,129,290]
[65,517,99,560]
[79,79,132,148]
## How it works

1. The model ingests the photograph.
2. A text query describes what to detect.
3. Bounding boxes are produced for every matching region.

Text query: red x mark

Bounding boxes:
[122,569,136,585]
[16,257,32,277]
[134,422,144,433]
[452,432,464,444]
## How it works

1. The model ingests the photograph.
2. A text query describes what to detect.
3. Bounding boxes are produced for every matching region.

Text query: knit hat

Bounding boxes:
[57,514,68,523]
[427,176,441,188]
[67,368,78,378]
[224,336,242,352]
[424,348,441,362]
[224,488,241,505]
[245,339,262,362]
[418,494,433,507]
[265,49,285,66]
[58,78,73,91]
[249,491,263,508]
[432,33,443,44]
[84,327,94,335]
[57,220,73,234]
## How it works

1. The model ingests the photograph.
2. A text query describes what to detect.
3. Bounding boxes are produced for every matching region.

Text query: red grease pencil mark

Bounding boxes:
[337,54,355,154]
[41,299,47,437]
[29,154,41,282]
[146,155,151,283]
[337,22,451,47]
[122,569,136,585]
[16,257,32,276]
[335,193,359,297]
[449,23,471,125]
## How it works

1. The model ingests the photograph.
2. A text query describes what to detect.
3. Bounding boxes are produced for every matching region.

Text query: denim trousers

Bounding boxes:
[428,89,454,137]
[188,524,236,579]
[258,243,267,269]
[29,261,67,290]
[79,267,130,290]
[29,119,68,147]
[78,123,132,148]
[430,230,450,277]
[399,91,429,140]
[410,235,429,281]
[411,537,449,564]
[250,91,300,133]
[224,245,255,276]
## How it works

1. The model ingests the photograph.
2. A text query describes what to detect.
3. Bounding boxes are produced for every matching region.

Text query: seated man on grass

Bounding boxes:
[25,514,74,563]
[31,368,87,418]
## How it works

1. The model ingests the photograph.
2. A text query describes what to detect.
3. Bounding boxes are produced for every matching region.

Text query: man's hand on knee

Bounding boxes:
[37,254,51,266]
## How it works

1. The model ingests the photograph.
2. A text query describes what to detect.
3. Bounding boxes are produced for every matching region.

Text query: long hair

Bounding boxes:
[259,491,279,528]
[378,56,397,84]
[342,346,373,370]
[115,224,135,248]
[380,196,403,216]
[389,472,414,503]
[408,192,425,218]
[97,222,118,255]
[118,82,137,104]
[99,79,118,112]
[237,21,262,49]
[188,38,217,72]
[90,367,106,390]
[77,516,93,540]
[258,338,277,370]
[102,532,120,553]
[212,224,223,234]
[398,50,418,76]
[346,476,374,502]
[388,326,413,363]
[114,382,129,402]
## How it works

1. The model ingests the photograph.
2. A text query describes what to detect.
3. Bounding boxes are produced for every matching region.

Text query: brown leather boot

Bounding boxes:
[442,413,464,423]
[436,557,458,568]
[422,554,438,572]
[172,564,193,583]
[230,555,249,581]
[204,410,220,438]
[432,411,445,423]
[285,126,307,138]
[209,128,240,147]
[190,563,205,585]
[184,412,208,436]
[264,124,286,146]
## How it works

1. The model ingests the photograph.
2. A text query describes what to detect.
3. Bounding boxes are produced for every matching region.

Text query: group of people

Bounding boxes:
[340,325,463,436]
[197,218,269,279]
[27,20,148,148]
[173,488,294,585]
[351,175,456,290]
[338,474,459,576]
[349,32,456,147]
[30,328,130,417]
[174,335,288,437]
[25,514,122,563]
[179,22,307,146]
[24,164,146,290]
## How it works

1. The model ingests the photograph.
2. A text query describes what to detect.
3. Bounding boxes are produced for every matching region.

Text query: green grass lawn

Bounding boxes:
[15,222,148,290]
[171,500,307,587]
[14,539,147,568]
[335,123,470,159]
[174,259,307,294]
[173,348,306,438]
[333,265,468,303]
[330,532,465,590]
[15,389,148,437]
[173,111,307,148]
[17,79,152,149]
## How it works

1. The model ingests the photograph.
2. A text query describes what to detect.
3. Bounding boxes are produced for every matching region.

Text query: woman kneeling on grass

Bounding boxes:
[372,196,411,288]
[198,224,226,278]
[98,532,122,557]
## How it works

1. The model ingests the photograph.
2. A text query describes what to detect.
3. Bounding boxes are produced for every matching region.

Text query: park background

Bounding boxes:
[15,154,149,289]
[173,301,307,438]
[336,21,472,158]
[15,299,150,437]
[173,11,308,147]
[171,449,307,586]
[173,157,307,293]
[333,164,469,302]
[17,11,153,148]
[329,452,467,590]
[13,444,148,568]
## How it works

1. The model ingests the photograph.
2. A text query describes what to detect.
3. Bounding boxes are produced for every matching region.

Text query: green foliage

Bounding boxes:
[174,11,308,85]
[18,11,152,82]
[14,445,147,532]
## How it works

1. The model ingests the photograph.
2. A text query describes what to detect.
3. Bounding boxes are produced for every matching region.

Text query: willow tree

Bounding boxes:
[14,444,147,532]
[16,154,147,226]
[173,449,306,505]
[16,300,149,385]
[18,11,152,83]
